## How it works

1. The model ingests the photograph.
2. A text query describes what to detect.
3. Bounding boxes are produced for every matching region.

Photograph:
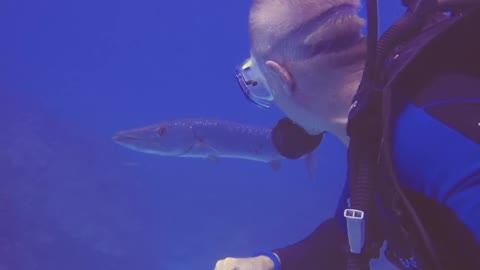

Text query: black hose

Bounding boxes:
[375,0,438,83]
[345,1,380,269]
[347,1,442,270]
[373,0,443,269]
[378,5,443,265]
[349,143,377,211]
[347,137,378,270]
[347,252,370,270]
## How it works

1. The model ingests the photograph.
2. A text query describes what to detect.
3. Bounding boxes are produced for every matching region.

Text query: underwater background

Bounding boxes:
[1,0,404,269]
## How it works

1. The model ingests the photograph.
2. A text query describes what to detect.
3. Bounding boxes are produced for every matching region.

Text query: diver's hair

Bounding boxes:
[249,0,362,61]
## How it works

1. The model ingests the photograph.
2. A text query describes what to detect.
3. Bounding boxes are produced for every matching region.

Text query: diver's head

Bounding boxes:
[237,0,366,139]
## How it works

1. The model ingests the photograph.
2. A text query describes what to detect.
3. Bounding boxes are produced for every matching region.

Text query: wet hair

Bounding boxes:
[249,0,362,61]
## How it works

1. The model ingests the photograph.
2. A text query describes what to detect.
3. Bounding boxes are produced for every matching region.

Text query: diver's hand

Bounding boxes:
[214,255,275,270]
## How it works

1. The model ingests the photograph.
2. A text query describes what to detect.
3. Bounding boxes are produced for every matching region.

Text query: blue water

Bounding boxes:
[1,0,404,269]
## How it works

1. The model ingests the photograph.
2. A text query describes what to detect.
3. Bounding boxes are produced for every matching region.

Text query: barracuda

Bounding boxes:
[113,118,315,176]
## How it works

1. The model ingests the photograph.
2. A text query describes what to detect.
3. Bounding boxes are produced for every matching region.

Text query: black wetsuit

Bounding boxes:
[270,6,480,270]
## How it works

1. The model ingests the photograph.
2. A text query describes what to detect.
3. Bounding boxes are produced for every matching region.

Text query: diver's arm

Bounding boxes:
[271,218,346,270]
[269,117,346,270]
[268,119,345,269]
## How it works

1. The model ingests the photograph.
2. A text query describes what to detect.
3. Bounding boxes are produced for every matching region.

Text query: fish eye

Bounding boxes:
[157,127,167,136]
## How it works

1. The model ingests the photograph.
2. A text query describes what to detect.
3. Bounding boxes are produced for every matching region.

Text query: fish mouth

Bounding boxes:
[112,133,139,143]
[112,130,191,156]
[112,131,149,148]
[113,132,159,154]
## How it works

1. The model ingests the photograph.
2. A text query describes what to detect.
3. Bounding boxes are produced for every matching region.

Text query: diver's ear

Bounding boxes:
[265,60,294,96]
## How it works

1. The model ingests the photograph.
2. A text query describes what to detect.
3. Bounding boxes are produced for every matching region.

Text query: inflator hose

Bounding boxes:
[347,0,442,270]
[374,1,443,269]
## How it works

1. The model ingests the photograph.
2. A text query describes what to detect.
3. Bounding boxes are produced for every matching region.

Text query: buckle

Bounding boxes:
[344,208,366,254]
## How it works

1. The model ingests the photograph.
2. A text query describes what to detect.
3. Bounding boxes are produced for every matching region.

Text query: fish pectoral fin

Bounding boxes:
[191,127,221,159]
[190,141,221,162]
[269,160,282,171]
[192,143,220,156]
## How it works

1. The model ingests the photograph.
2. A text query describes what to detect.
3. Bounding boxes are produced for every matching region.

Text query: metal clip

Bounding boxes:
[344,208,365,254]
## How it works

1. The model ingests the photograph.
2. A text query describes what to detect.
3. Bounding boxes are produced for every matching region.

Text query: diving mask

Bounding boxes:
[235,57,274,109]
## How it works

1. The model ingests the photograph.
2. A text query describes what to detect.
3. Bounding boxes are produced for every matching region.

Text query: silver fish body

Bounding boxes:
[113,119,285,165]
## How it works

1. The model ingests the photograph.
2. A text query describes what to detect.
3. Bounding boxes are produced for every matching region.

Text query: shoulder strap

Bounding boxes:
[378,4,480,269]
[343,3,480,270]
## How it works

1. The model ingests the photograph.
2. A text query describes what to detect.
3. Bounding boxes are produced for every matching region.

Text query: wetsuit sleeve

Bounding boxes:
[271,218,346,270]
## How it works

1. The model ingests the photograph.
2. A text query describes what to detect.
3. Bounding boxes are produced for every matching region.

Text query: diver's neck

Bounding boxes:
[297,71,361,146]
[300,101,353,145]
[302,116,349,146]
[326,93,353,146]
[328,77,360,146]
[330,117,349,145]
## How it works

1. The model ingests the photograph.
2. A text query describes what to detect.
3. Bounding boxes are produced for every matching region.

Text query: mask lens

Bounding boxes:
[235,58,274,109]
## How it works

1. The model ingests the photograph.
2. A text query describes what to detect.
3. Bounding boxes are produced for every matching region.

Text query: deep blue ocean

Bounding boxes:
[1,1,405,269]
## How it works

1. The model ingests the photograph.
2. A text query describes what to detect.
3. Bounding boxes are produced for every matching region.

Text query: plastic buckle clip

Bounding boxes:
[344,208,365,254]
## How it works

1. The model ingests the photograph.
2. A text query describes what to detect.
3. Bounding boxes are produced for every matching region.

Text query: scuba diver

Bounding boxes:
[214,0,480,269]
